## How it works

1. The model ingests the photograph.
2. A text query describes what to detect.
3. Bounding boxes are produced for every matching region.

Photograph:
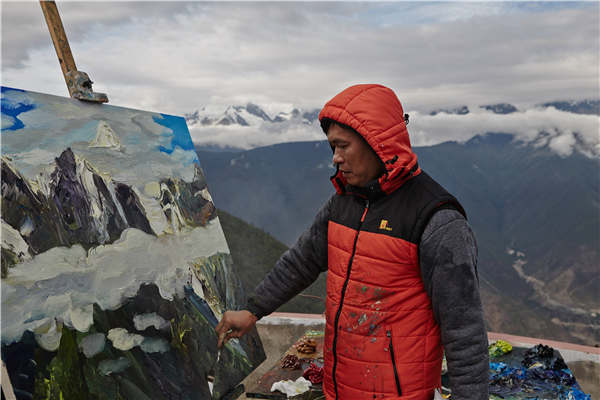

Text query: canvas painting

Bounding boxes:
[1,86,265,399]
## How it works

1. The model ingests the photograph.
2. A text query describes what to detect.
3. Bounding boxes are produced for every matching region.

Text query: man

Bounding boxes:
[216,84,489,399]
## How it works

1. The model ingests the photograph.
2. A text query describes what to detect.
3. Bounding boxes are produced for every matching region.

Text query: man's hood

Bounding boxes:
[319,84,420,196]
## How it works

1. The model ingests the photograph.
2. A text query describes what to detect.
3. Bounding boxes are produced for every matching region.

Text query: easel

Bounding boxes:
[39,0,108,103]
[1,360,16,400]
[1,2,108,398]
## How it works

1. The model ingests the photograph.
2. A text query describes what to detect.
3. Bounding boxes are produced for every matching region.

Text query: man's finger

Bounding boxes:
[219,329,237,348]
[224,330,237,343]
[217,330,227,348]
[215,316,225,333]
[219,326,236,348]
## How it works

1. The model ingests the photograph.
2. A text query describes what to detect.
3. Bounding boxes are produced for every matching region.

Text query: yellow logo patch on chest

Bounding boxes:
[379,219,393,231]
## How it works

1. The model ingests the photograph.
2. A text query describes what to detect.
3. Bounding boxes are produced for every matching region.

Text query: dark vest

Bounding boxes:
[323,171,464,400]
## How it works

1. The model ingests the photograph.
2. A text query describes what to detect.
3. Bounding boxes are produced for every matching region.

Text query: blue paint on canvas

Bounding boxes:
[63,120,100,143]
[185,286,219,327]
[1,86,26,94]
[1,87,36,131]
[153,113,195,154]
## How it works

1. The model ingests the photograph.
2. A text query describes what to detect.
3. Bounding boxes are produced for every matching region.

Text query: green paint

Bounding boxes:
[226,341,252,370]
[373,287,384,300]
[83,363,118,400]
[304,330,324,338]
[213,341,254,398]
[122,350,150,388]
[118,377,152,400]
[190,253,240,312]
[170,314,193,353]
[33,376,56,400]
[33,328,86,400]
[24,271,262,400]
[489,340,513,358]
[1,247,19,278]
[67,219,80,230]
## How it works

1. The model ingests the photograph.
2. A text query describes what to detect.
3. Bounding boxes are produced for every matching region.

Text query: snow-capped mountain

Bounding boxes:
[188,100,599,128]
[480,103,519,114]
[429,105,471,116]
[188,99,599,154]
[89,120,122,150]
[539,100,600,115]
[427,100,599,116]
[185,103,320,128]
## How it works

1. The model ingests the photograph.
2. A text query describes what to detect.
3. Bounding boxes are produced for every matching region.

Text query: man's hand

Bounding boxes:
[215,310,258,348]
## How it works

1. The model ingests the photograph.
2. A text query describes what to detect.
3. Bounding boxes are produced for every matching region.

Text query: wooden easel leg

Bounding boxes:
[1,359,17,400]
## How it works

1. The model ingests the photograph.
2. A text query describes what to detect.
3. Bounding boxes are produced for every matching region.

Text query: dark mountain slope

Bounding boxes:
[217,209,325,314]
[198,141,334,246]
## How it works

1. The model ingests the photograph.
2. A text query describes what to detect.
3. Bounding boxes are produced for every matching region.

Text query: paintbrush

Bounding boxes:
[207,328,232,393]
[206,347,222,394]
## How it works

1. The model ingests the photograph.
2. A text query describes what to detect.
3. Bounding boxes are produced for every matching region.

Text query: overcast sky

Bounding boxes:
[1,1,599,153]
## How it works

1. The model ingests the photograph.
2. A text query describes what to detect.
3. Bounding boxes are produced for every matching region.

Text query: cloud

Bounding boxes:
[190,106,599,159]
[1,220,229,345]
[1,2,192,69]
[190,119,324,150]
[1,3,598,137]
[407,107,599,157]
[548,132,577,157]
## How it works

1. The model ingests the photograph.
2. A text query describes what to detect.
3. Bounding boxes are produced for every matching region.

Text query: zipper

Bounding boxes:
[387,330,402,396]
[332,200,369,399]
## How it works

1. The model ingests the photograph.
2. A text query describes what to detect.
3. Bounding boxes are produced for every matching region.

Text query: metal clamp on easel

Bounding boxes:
[39,0,108,103]
[65,70,107,102]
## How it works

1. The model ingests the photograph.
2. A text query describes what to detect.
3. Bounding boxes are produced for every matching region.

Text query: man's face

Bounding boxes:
[327,123,384,187]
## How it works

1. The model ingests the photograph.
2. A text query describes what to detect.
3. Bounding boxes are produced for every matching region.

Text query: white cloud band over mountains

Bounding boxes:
[408,107,600,157]
[191,105,599,158]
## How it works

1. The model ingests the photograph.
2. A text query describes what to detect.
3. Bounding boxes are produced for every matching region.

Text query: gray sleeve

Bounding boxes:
[419,209,489,400]
[246,196,332,319]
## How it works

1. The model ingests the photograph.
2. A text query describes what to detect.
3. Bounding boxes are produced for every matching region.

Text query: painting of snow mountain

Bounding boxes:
[0,86,265,400]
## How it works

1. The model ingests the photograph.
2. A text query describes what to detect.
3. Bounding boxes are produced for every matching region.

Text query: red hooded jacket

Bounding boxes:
[318,84,463,399]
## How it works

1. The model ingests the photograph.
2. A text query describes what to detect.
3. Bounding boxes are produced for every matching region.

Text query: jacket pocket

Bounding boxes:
[387,329,402,396]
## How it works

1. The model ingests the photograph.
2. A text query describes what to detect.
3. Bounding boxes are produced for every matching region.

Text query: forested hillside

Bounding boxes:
[218,210,326,314]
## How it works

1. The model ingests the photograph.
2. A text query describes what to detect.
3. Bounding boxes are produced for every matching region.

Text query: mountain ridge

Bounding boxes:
[189,99,599,153]
[1,148,216,277]
[185,103,320,128]
[187,99,599,130]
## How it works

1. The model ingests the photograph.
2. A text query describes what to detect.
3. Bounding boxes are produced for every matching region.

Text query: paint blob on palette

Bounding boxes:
[0,86,265,399]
